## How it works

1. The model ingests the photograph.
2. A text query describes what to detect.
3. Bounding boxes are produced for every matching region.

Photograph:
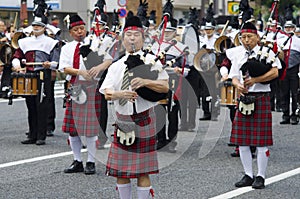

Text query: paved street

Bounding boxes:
[0,97,299,199]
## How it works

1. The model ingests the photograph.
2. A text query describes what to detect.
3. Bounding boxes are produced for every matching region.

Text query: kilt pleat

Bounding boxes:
[106,108,159,178]
[62,81,103,137]
[230,93,273,146]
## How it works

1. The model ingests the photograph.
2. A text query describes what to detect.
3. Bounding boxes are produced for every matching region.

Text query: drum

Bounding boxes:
[11,72,39,96]
[220,80,239,106]
[176,24,199,64]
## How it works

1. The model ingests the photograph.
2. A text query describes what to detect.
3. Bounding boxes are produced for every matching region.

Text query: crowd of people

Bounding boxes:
[0,0,300,198]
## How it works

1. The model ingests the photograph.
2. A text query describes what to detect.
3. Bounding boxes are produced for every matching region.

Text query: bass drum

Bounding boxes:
[176,24,200,64]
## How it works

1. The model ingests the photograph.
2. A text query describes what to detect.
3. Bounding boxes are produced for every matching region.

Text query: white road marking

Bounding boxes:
[209,167,300,199]
[0,149,87,168]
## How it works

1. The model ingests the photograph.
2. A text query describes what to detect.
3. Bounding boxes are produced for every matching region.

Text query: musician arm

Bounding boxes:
[63,67,92,81]
[88,59,112,78]
[104,88,138,102]
[131,78,169,93]
[232,77,248,94]
[245,67,278,86]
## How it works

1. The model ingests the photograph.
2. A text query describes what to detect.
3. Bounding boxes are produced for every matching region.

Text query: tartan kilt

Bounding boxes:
[106,108,159,178]
[62,81,103,137]
[230,93,273,147]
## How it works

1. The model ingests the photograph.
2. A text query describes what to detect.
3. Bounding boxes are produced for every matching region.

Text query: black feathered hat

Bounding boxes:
[165,18,178,31]
[240,21,257,34]
[188,7,200,30]
[137,0,149,27]
[149,10,156,25]
[123,16,144,33]
[238,0,254,25]
[204,1,216,29]
[162,0,174,20]
[68,14,85,30]
[284,4,296,27]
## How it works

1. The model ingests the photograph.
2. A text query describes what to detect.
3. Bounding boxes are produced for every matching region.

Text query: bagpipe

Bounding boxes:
[240,30,293,84]
[124,40,177,102]
[239,0,293,84]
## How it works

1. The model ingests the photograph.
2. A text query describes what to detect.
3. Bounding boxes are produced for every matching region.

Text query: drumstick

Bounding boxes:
[164,67,190,72]
[22,61,58,66]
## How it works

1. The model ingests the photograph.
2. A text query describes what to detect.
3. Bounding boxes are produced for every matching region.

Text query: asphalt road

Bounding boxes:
[0,97,299,199]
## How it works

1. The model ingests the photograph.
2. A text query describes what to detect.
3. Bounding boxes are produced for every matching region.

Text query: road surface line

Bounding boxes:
[0,149,87,168]
[209,167,300,199]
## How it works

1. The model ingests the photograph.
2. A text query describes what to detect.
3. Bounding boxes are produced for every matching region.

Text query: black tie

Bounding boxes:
[119,67,129,106]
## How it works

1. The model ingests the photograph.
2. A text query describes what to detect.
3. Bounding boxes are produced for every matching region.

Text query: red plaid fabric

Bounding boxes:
[230,93,273,146]
[62,81,103,137]
[106,108,159,178]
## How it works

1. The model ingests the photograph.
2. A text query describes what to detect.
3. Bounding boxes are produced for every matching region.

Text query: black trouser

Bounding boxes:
[47,80,56,131]
[98,93,108,145]
[280,65,299,118]
[180,68,200,129]
[155,100,180,144]
[199,70,219,117]
[270,78,281,110]
[26,70,51,141]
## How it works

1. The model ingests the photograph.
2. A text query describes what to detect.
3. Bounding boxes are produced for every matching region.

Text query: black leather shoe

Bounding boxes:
[252,176,265,189]
[235,175,254,187]
[290,116,299,125]
[84,162,96,175]
[64,160,84,173]
[199,115,211,121]
[280,119,290,124]
[21,139,36,144]
[46,130,54,137]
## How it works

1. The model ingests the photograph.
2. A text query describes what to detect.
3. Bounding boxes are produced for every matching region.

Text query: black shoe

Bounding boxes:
[46,130,54,137]
[21,139,36,144]
[36,140,46,145]
[290,116,299,125]
[25,131,30,136]
[252,176,265,189]
[280,119,290,124]
[84,162,96,175]
[64,160,84,173]
[157,141,167,150]
[235,175,254,187]
[199,115,211,121]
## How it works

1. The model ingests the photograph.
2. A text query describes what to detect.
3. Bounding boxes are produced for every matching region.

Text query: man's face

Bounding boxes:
[32,25,45,36]
[69,25,87,42]
[240,32,259,50]
[123,30,144,52]
[164,30,176,41]
[204,28,214,37]
[0,21,6,33]
[284,26,295,34]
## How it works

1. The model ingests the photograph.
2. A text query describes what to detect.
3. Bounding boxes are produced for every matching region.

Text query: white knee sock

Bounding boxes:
[257,147,269,178]
[239,146,253,178]
[117,183,132,199]
[137,186,153,199]
[86,136,97,163]
[69,136,82,162]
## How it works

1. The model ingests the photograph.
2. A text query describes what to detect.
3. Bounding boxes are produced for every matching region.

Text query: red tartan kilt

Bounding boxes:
[230,93,273,146]
[106,108,159,178]
[62,81,102,137]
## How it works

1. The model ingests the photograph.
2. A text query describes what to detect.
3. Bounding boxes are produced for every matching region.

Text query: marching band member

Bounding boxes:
[278,20,300,125]
[59,14,112,175]
[100,16,168,199]
[229,22,281,189]
[151,17,189,153]
[199,20,220,121]
[12,17,60,145]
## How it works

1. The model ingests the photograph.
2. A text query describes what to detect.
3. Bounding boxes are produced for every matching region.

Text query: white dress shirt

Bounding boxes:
[228,45,282,92]
[99,50,169,115]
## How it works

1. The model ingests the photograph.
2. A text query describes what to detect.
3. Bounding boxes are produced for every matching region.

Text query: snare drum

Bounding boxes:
[220,80,239,106]
[11,72,39,96]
